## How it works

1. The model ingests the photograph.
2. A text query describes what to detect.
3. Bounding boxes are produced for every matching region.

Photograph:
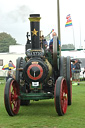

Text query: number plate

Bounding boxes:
[32,82,39,86]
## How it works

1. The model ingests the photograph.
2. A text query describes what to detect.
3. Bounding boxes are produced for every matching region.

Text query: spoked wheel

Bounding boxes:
[54,76,68,116]
[66,56,72,105]
[4,78,20,116]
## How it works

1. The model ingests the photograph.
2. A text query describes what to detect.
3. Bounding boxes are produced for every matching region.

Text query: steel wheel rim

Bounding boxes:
[9,80,20,115]
[70,63,72,102]
[60,79,68,114]
[67,56,72,105]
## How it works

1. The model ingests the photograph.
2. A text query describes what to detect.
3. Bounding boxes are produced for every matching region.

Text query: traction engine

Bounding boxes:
[4,14,72,116]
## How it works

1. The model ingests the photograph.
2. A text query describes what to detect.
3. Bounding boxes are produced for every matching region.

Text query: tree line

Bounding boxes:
[0,32,18,53]
[0,32,75,53]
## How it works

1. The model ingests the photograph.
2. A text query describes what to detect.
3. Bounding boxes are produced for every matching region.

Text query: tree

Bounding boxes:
[0,32,18,52]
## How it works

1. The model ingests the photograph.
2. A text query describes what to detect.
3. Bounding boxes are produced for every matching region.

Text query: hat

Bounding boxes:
[9,60,12,62]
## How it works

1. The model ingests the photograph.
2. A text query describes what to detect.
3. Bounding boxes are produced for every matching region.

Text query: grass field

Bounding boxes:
[0,80,85,128]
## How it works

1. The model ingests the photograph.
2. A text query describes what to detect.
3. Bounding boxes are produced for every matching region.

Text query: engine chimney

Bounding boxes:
[29,14,41,49]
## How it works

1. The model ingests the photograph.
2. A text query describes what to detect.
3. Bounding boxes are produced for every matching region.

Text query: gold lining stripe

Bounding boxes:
[29,17,41,22]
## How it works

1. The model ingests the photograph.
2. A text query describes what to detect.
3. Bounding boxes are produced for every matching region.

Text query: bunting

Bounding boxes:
[45,29,54,41]
[50,29,54,34]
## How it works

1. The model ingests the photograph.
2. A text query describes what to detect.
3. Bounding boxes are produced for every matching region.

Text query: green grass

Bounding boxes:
[0,80,85,128]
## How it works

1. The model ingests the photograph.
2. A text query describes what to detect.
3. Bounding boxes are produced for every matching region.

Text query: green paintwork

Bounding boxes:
[30,84,42,89]
[19,92,54,100]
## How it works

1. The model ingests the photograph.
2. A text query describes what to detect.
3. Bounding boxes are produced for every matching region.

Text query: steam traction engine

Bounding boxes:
[4,14,72,116]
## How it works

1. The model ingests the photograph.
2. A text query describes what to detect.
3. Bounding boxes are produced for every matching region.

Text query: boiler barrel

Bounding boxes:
[29,14,41,49]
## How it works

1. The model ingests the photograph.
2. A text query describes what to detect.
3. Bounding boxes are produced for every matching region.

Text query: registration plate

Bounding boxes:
[32,82,39,87]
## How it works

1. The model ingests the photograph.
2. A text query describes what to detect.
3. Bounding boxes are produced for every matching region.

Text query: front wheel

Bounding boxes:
[54,76,68,116]
[4,78,20,116]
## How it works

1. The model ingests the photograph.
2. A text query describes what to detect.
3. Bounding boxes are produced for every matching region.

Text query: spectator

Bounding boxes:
[6,60,16,81]
[73,59,81,85]
[6,69,12,81]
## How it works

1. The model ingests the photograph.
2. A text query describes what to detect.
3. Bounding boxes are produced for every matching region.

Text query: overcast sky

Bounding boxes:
[0,0,85,49]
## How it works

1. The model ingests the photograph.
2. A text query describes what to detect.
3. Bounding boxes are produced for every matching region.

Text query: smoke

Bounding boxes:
[7,5,34,23]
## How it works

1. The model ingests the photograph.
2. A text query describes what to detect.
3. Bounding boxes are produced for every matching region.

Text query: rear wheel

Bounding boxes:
[66,56,72,105]
[54,76,68,116]
[59,56,66,78]
[4,78,20,116]
[53,36,58,71]
[59,56,72,105]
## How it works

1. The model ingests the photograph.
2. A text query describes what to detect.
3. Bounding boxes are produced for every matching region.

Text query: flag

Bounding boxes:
[65,14,72,27]
[50,29,54,34]
[52,29,54,32]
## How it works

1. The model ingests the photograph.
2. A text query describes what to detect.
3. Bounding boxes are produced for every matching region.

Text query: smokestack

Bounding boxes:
[29,14,41,49]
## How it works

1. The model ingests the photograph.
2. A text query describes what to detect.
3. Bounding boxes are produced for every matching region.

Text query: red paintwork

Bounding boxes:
[27,64,43,80]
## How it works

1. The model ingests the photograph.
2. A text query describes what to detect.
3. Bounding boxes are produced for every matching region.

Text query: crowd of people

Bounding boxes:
[71,59,81,85]
[40,32,60,52]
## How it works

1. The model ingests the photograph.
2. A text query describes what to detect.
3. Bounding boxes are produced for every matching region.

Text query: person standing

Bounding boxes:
[6,60,16,81]
[73,59,81,85]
